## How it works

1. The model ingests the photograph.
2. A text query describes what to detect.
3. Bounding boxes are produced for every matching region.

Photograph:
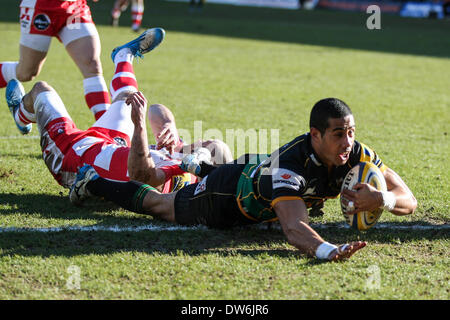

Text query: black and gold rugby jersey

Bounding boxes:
[235,133,387,222]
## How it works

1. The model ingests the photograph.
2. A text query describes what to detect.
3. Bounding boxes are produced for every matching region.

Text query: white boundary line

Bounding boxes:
[0,224,207,233]
[0,222,448,233]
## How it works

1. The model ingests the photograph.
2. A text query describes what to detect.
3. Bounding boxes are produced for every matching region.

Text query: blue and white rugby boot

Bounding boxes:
[179,148,212,176]
[5,79,32,134]
[69,164,100,206]
[111,27,165,62]
[180,154,201,176]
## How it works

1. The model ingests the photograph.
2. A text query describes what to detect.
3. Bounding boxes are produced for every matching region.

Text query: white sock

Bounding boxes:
[0,62,18,87]
[113,48,134,65]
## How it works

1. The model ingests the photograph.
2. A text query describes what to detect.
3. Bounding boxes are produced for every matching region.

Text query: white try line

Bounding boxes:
[0,224,208,233]
[0,222,448,233]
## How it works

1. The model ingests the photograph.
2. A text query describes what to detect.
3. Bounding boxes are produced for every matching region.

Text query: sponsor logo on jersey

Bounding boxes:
[171,174,192,192]
[33,14,50,31]
[272,168,305,191]
[194,176,208,196]
[113,137,127,147]
[20,7,31,23]
[20,7,34,32]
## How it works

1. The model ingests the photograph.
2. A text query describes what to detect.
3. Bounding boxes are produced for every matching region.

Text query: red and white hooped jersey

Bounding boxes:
[42,117,196,192]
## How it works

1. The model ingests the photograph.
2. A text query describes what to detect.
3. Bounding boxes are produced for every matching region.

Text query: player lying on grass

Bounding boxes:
[5,28,232,194]
[70,98,417,261]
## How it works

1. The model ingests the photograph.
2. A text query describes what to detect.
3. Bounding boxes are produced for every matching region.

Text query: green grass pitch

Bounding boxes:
[0,0,449,299]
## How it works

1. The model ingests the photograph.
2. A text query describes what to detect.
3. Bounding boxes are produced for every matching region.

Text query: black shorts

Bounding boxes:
[174,163,257,229]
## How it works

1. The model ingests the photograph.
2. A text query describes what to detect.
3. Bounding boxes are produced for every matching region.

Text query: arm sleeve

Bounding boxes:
[269,141,307,208]
[357,142,388,172]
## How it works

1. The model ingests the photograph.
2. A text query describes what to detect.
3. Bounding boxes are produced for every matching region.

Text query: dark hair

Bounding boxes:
[309,98,353,136]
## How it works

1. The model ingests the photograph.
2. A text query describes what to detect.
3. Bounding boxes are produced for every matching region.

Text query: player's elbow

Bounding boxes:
[408,195,417,215]
[395,195,417,216]
[129,169,151,184]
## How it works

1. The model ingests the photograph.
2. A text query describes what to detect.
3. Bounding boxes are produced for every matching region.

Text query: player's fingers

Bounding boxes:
[134,93,146,106]
[136,91,147,104]
[127,95,140,107]
[353,183,366,190]
[341,196,352,206]
[344,241,367,258]
[341,189,357,199]
[133,95,146,109]
[158,132,174,147]
[157,136,176,151]
[125,95,133,105]
[331,242,366,261]
[164,135,175,147]
[342,242,366,257]
[157,127,170,139]
[346,199,365,214]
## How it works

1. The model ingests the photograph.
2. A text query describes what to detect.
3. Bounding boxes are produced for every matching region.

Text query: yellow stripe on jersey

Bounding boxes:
[271,196,303,207]
[359,142,388,172]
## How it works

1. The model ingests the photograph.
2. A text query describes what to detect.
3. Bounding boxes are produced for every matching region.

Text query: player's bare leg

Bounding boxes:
[70,164,177,222]
[21,81,54,114]
[65,33,110,120]
[142,191,177,222]
[65,35,102,79]
[16,45,48,82]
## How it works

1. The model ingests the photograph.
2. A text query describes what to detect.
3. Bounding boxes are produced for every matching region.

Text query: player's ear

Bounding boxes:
[310,127,322,142]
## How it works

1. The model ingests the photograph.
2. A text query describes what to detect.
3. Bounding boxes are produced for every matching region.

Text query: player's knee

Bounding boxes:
[16,68,39,82]
[30,81,54,99]
[82,58,102,77]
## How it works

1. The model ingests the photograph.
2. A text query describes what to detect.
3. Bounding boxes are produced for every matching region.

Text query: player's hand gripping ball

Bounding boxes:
[340,162,387,230]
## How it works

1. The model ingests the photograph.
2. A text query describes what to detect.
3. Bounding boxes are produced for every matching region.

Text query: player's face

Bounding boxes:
[317,115,355,167]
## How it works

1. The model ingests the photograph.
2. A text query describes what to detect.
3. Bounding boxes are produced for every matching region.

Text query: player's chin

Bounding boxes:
[335,154,349,166]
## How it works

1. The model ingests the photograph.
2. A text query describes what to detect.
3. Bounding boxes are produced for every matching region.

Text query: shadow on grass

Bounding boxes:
[0,216,448,259]
[0,193,152,224]
[1,0,450,58]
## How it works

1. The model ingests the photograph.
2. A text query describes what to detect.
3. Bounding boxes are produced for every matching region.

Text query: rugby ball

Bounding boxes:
[340,162,387,231]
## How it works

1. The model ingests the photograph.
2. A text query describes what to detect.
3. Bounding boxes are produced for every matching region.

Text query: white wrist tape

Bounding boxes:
[381,191,396,212]
[316,242,338,260]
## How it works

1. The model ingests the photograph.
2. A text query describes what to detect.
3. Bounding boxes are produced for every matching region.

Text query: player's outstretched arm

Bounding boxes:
[127,92,166,187]
[382,167,417,215]
[274,199,366,261]
[342,167,417,216]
